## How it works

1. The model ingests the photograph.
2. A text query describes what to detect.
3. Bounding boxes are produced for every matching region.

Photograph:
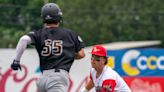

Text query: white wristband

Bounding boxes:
[80,87,89,92]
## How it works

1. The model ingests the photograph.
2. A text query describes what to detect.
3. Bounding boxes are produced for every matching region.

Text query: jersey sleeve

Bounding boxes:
[27,31,38,44]
[74,34,85,53]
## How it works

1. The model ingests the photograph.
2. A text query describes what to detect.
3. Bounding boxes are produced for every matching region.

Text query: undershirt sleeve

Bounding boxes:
[14,35,32,61]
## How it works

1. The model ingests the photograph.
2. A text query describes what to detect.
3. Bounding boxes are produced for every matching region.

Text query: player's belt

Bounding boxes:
[54,69,60,72]
[42,68,68,75]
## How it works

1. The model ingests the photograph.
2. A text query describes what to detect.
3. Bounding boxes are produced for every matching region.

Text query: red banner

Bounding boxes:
[123,77,164,92]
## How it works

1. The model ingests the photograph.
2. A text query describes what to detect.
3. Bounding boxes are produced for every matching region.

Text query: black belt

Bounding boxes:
[42,68,68,73]
[54,69,60,72]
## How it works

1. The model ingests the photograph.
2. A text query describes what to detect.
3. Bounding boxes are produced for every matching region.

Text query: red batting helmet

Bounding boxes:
[91,45,107,57]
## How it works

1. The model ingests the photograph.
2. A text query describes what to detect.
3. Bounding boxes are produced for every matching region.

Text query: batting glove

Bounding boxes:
[11,59,22,71]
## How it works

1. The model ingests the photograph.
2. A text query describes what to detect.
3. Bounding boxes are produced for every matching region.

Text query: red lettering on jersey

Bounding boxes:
[102,79,116,92]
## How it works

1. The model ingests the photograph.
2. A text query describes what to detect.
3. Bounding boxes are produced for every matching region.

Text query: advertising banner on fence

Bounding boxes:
[107,48,164,92]
[123,77,164,92]
[107,48,164,76]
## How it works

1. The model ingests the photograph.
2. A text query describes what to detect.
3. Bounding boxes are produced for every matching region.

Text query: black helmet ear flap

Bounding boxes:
[41,3,62,23]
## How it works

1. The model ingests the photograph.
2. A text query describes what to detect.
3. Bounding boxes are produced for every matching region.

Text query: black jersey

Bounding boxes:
[28,27,85,72]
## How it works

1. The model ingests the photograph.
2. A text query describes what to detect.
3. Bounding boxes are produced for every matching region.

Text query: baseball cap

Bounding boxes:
[90,45,107,57]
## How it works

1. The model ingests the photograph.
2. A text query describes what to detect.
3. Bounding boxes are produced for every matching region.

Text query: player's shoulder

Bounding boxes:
[27,28,44,38]
[90,68,96,73]
[106,66,117,74]
[59,27,73,33]
[90,68,97,78]
[106,66,122,78]
[59,27,78,37]
[29,28,44,33]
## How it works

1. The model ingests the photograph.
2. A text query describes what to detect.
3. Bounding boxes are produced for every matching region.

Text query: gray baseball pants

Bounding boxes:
[36,69,69,92]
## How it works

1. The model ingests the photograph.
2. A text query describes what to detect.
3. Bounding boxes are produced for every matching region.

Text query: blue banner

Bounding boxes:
[106,48,164,77]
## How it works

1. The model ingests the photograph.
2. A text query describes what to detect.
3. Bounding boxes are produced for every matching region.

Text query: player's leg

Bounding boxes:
[47,84,68,92]
[46,69,69,92]
[36,75,47,92]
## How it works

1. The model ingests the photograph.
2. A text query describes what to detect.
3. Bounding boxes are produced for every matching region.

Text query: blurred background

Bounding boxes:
[0,0,164,48]
[0,0,164,92]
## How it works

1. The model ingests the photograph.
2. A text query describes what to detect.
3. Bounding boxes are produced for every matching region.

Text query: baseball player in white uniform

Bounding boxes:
[81,45,131,92]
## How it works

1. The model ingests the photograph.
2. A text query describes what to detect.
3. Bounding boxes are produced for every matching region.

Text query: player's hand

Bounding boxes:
[80,87,89,92]
[11,60,22,71]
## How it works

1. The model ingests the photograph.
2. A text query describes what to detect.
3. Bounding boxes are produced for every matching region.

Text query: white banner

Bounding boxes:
[0,48,95,92]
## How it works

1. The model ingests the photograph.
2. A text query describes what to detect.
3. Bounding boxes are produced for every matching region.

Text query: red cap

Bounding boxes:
[90,45,107,57]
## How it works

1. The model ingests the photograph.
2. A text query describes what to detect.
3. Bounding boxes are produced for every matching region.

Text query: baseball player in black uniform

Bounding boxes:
[10,3,85,92]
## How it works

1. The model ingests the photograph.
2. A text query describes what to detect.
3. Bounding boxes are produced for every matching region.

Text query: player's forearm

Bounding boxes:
[81,79,94,92]
[86,79,94,90]
[80,87,89,92]
[15,35,32,61]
